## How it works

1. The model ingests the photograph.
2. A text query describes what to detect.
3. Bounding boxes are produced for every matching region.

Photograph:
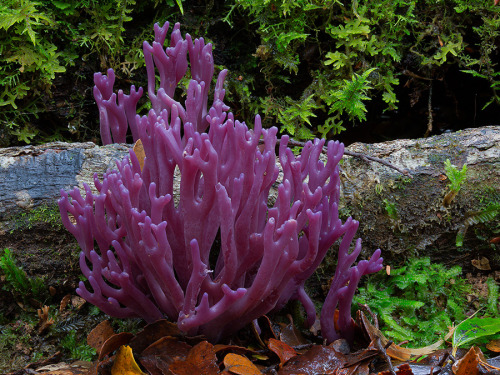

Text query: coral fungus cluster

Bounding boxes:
[58,21,382,343]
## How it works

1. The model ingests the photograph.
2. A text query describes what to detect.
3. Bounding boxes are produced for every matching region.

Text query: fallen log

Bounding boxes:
[0,126,498,288]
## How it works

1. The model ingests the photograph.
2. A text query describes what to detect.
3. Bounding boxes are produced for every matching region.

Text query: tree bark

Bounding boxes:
[0,126,498,285]
[339,126,499,267]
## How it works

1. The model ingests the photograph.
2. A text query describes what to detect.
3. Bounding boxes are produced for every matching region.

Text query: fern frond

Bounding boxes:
[325,68,376,122]
[54,316,87,333]
[466,202,500,226]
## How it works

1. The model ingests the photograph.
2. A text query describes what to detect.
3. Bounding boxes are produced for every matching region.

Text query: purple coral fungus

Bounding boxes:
[59,21,382,343]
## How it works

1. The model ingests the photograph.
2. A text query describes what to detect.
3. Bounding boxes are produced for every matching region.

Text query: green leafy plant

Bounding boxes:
[452,317,500,355]
[355,257,471,347]
[456,200,500,247]
[383,198,398,221]
[321,68,376,133]
[0,0,186,146]
[277,94,322,140]
[444,159,467,194]
[233,0,500,141]
[443,159,467,207]
[0,248,47,303]
[60,330,96,361]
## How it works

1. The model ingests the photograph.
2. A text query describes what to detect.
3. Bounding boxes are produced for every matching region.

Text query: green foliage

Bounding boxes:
[444,159,467,193]
[0,0,184,146]
[1,0,499,145]
[321,68,376,132]
[234,0,500,141]
[10,204,64,232]
[0,248,47,303]
[456,191,498,247]
[277,94,321,140]
[354,257,471,347]
[452,317,500,352]
[486,277,499,316]
[60,331,96,361]
[466,201,500,227]
[383,198,398,221]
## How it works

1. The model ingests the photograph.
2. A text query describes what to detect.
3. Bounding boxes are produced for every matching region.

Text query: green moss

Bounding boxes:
[354,257,472,347]
[393,176,413,191]
[383,199,398,221]
[10,203,63,232]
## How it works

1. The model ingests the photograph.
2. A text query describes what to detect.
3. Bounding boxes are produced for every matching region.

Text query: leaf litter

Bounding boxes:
[5,311,500,375]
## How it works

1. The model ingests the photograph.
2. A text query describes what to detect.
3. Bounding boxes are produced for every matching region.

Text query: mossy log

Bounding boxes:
[340,126,499,268]
[0,126,498,290]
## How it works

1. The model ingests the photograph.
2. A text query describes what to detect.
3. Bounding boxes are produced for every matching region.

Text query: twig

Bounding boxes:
[424,82,433,138]
[285,138,413,178]
[360,304,379,329]
[374,335,397,375]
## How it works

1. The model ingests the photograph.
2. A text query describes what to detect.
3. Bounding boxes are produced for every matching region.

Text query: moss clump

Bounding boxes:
[354,257,472,347]
[10,203,63,233]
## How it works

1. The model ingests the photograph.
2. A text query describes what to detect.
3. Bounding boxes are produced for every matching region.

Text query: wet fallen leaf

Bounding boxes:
[268,338,297,367]
[133,139,145,171]
[453,346,500,375]
[139,336,191,375]
[129,319,181,355]
[214,344,258,357]
[453,346,482,375]
[486,339,500,353]
[252,315,278,347]
[35,360,93,375]
[35,367,90,375]
[71,295,86,309]
[99,332,135,361]
[377,363,414,375]
[278,345,346,375]
[25,351,62,371]
[111,345,147,375]
[223,353,262,375]
[342,343,378,368]
[87,320,115,353]
[168,341,219,375]
[471,257,491,271]
[278,315,308,348]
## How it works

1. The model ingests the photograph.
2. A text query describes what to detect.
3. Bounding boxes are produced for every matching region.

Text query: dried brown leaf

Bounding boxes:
[268,338,297,367]
[87,320,115,353]
[168,341,219,375]
[223,353,262,375]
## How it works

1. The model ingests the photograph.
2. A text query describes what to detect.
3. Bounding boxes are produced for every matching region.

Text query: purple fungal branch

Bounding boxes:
[94,21,225,144]
[60,22,382,343]
[320,221,383,344]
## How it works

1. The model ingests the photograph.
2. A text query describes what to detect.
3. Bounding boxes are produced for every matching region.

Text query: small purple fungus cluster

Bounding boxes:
[58,22,382,343]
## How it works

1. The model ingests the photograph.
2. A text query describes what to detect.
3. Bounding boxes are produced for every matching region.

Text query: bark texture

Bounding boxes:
[339,126,499,267]
[0,126,498,285]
